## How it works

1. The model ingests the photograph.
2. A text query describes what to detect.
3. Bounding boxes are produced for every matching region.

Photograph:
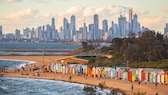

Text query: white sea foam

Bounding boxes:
[0,77,113,95]
[0,59,35,68]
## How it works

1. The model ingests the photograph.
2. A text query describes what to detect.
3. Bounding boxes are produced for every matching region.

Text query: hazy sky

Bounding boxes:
[0,0,168,34]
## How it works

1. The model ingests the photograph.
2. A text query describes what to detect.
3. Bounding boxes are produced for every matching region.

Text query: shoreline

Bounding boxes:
[1,55,168,95]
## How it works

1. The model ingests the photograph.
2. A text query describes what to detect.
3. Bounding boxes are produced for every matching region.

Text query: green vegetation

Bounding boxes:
[78,31,168,71]
[83,86,96,95]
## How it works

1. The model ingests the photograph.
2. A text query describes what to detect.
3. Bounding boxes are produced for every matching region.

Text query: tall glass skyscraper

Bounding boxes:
[94,14,99,40]
[70,15,76,40]
[94,14,99,29]
[129,9,133,33]
[0,25,2,39]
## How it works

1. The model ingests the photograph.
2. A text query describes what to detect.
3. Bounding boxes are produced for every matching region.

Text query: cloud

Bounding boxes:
[140,16,166,33]
[134,9,148,15]
[163,8,168,12]
[31,0,49,3]
[6,8,39,19]
[0,0,22,3]
[1,4,164,34]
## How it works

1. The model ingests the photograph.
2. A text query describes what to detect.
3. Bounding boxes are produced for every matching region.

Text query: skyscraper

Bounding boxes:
[102,19,108,32]
[94,14,99,40]
[164,23,168,32]
[70,15,76,40]
[63,17,70,40]
[52,17,55,26]
[83,20,87,41]
[129,9,133,33]
[0,25,2,39]
[118,15,127,38]
[94,14,99,29]
[15,29,20,40]
[70,15,76,30]
[88,24,94,41]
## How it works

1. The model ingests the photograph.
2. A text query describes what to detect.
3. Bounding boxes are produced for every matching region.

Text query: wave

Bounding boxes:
[0,59,35,69]
[0,77,112,95]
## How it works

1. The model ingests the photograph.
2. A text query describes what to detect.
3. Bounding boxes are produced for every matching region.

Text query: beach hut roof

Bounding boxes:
[154,69,164,73]
[116,66,130,70]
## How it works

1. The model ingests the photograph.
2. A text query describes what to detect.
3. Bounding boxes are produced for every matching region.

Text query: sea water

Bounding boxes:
[0,60,113,95]
[0,42,82,55]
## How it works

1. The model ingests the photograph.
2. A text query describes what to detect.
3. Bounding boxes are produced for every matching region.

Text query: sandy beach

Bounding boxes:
[0,55,168,95]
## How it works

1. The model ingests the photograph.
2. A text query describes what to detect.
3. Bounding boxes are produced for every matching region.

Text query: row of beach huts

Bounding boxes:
[45,63,168,85]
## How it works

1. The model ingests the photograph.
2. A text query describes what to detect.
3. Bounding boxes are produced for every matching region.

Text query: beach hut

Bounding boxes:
[149,71,157,83]
[155,69,164,84]
[68,65,72,74]
[79,65,83,75]
[95,67,99,77]
[161,71,165,84]
[116,67,129,80]
[131,69,137,82]
[101,68,105,78]
[138,68,143,81]
[104,67,111,78]
[165,72,168,84]
[72,65,76,74]
[92,67,96,78]
[145,68,154,82]
[56,64,61,73]
[82,65,87,75]
[62,65,66,74]
[128,70,132,81]
[135,69,139,81]
[111,67,116,79]
[87,67,92,76]
[65,65,68,74]
[122,70,128,81]
[141,69,147,81]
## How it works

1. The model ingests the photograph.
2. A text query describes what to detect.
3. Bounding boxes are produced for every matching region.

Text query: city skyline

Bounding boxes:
[0,0,168,34]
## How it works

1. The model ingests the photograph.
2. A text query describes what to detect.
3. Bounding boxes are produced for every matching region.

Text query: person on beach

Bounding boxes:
[69,75,72,81]
[155,81,158,88]
[131,84,134,91]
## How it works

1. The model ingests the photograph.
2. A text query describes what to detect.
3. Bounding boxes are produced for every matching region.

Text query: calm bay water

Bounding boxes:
[0,42,82,55]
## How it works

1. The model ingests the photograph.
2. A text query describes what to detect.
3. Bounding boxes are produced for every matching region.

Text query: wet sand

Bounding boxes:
[0,55,168,95]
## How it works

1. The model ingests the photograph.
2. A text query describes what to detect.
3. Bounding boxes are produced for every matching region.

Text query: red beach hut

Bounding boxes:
[128,70,132,81]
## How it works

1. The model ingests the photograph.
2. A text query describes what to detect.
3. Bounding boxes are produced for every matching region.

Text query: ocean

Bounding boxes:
[0,59,112,95]
[0,42,82,55]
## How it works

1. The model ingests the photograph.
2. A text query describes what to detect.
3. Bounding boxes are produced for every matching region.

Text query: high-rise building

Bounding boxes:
[132,14,141,35]
[23,27,31,39]
[94,14,99,29]
[31,28,36,40]
[63,18,70,40]
[37,26,43,40]
[0,25,2,39]
[15,29,20,40]
[118,15,127,38]
[52,17,55,26]
[89,24,95,41]
[82,21,87,41]
[94,14,99,40]
[164,23,168,38]
[129,9,133,33]
[102,19,108,35]
[164,23,168,33]
[70,15,76,41]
